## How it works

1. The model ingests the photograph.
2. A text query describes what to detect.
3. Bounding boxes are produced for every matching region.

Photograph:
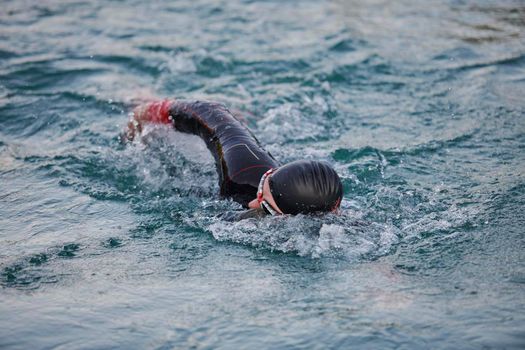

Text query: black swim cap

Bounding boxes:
[268,160,343,215]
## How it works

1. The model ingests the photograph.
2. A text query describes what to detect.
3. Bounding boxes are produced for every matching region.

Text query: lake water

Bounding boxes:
[1,0,524,348]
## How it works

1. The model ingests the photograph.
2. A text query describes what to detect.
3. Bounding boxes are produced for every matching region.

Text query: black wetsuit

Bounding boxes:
[167,101,279,207]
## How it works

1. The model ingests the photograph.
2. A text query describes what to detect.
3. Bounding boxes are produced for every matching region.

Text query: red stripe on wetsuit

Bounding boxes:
[139,100,173,124]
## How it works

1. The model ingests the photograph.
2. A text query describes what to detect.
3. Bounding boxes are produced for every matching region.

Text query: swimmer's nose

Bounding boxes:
[248,198,260,209]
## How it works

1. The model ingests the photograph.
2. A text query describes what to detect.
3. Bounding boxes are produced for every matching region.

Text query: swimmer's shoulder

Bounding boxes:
[219,208,267,222]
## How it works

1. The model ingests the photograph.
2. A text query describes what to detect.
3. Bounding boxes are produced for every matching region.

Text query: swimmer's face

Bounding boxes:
[248,174,283,214]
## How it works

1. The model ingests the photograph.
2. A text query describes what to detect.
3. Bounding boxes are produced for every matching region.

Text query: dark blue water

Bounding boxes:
[1,0,524,348]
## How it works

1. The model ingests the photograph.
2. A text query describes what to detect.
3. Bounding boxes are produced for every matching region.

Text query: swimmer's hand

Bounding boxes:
[121,100,173,143]
[219,208,268,221]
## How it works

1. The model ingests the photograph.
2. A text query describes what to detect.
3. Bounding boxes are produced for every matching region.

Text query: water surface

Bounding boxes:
[1,0,524,348]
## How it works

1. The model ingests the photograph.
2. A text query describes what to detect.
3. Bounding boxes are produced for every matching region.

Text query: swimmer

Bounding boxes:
[123,100,343,219]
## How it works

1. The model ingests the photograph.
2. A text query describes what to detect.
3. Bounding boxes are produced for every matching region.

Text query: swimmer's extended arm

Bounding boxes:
[124,99,278,207]
[124,99,266,162]
[123,99,245,142]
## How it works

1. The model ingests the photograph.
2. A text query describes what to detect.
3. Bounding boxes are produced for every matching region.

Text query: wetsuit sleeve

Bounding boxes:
[124,99,241,142]
[168,101,279,205]
[124,99,249,148]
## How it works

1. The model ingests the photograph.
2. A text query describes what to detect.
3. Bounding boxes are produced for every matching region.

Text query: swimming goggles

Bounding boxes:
[257,168,280,216]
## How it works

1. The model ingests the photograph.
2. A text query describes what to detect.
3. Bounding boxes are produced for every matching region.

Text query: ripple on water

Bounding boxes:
[1,244,79,289]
